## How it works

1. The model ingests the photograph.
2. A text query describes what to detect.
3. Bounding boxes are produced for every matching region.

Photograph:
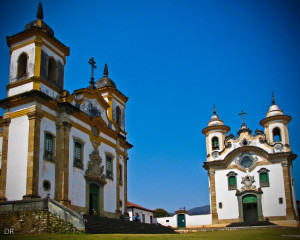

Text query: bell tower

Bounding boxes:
[260,93,292,151]
[202,105,230,161]
[6,3,70,99]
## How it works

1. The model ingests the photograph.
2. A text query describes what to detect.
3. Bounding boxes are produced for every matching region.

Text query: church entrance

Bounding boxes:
[242,195,258,222]
[177,214,186,228]
[89,184,99,215]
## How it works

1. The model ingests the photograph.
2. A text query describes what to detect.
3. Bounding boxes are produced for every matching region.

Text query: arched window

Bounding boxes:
[212,137,219,150]
[17,52,28,78]
[226,171,237,190]
[48,57,58,82]
[116,106,122,127]
[106,155,114,180]
[258,168,270,187]
[74,140,84,169]
[273,127,281,142]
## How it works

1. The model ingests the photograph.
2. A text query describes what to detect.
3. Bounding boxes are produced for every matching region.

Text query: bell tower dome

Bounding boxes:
[260,93,292,151]
[202,105,230,160]
[6,3,70,99]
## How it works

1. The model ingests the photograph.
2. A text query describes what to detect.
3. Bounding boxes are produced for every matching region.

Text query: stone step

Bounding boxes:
[84,215,175,234]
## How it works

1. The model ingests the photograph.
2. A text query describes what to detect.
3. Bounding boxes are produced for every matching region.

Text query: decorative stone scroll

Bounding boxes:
[241,175,256,191]
[85,149,107,185]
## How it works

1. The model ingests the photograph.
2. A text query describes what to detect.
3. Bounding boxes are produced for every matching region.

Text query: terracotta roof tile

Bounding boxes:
[127,201,155,213]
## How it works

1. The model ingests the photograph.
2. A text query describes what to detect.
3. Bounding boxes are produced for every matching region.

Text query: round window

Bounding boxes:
[240,156,254,169]
[43,180,51,191]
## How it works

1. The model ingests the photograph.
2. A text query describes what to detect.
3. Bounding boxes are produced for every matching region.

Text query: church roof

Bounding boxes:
[266,93,284,117]
[6,3,70,56]
[127,201,155,213]
[96,64,117,89]
[208,105,224,126]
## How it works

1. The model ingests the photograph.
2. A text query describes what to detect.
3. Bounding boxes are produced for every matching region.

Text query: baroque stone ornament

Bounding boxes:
[241,175,256,191]
[85,149,107,184]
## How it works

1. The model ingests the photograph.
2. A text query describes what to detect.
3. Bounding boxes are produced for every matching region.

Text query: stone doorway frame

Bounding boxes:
[86,181,104,216]
[236,189,264,222]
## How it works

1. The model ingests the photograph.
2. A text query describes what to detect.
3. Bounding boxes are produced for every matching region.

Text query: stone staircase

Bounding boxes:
[84,215,175,234]
[226,221,277,228]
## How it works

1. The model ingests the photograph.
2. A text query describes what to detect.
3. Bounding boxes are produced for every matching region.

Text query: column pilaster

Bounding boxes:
[55,121,72,206]
[282,162,296,220]
[0,114,11,202]
[23,108,43,199]
[209,169,219,224]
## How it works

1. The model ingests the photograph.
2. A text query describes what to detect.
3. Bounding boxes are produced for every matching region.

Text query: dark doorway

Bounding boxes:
[89,184,99,215]
[177,214,186,228]
[243,195,258,222]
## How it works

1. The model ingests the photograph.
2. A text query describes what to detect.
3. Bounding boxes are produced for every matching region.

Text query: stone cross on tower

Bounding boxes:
[239,110,247,126]
[88,57,97,89]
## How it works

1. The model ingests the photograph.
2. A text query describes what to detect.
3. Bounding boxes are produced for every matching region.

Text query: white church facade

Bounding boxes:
[0,3,132,218]
[158,98,298,228]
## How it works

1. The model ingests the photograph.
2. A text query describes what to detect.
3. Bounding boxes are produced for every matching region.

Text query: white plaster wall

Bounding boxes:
[260,163,286,217]
[42,39,64,57]
[186,214,212,227]
[8,82,34,97]
[6,116,29,200]
[128,208,154,224]
[215,162,287,219]
[119,156,125,213]
[41,105,57,117]
[9,42,35,83]
[69,128,91,208]
[38,117,56,198]
[100,143,117,213]
[156,216,177,228]
[40,83,60,100]
[215,169,240,219]
[100,133,116,145]
[10,103,33,113]
[70,116,90,130]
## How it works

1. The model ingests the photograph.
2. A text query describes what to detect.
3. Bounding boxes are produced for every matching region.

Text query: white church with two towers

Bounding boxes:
[158,99,298,227]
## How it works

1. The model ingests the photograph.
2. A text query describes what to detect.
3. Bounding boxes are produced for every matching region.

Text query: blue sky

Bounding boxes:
[0,0,300,212]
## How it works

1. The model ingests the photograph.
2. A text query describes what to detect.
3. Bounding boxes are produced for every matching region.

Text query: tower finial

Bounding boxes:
[272,92,275,105]
[213,104,216,115]
[103,63,109,76]
[36,3,44,20]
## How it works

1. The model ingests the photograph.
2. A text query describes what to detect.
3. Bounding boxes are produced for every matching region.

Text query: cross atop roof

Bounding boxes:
[88,57,97,89]
[238,110,247,126]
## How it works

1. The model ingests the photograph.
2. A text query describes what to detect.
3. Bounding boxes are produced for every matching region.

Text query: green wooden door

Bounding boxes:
[89,184,99,215]
[177,214,186,228]
[242,195,258,223]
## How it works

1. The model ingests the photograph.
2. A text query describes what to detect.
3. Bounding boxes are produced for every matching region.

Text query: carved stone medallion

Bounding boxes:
[241,175,256,191]
[85,149,107,184]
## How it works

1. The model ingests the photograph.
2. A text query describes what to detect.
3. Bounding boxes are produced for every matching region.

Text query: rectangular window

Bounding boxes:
[228,176,237,190]
[279,197,283,204]
[74,141,83,169]
[106,156,113,180]
[260,173,270,187]
[219,202,223,209]
[142,214,145,223]
[44,133,55,161]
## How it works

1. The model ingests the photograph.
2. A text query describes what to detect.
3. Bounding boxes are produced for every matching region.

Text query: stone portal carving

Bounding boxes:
[85,149,107,184]
[241,175,256,191]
